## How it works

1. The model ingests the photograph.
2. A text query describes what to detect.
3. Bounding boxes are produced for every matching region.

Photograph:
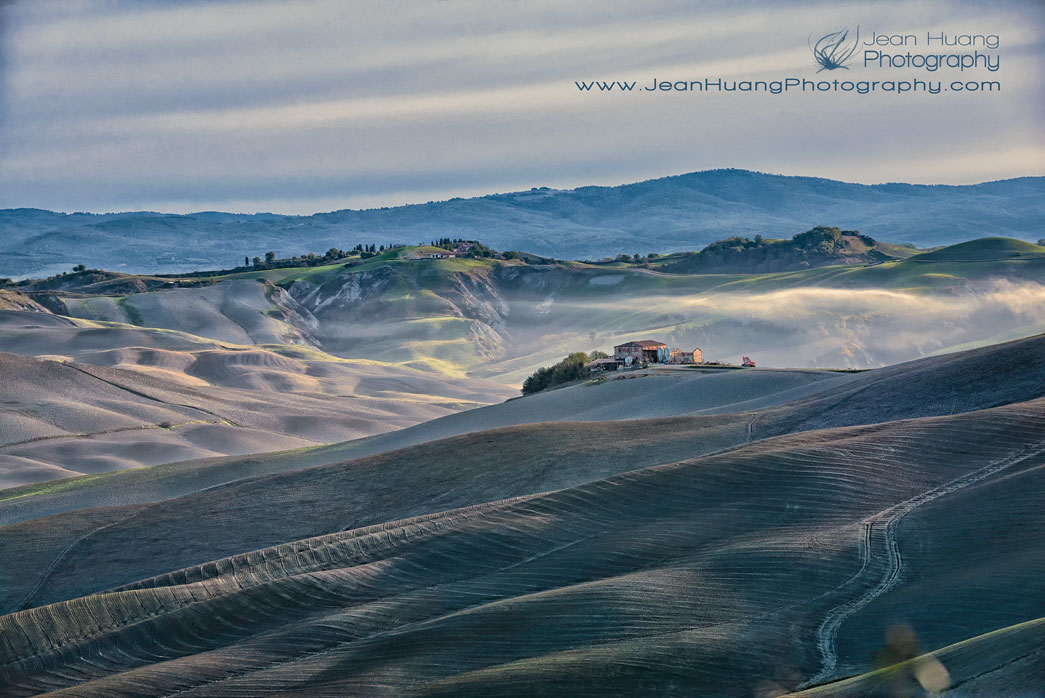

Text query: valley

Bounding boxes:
[7,235,1045,382]
[0,229,1042,696]
[4,2,1042,693]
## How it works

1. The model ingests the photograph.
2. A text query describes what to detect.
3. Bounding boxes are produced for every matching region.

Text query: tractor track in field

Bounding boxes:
[802,441,1045,688]
[61,362,245,428]
[12,505,154,612]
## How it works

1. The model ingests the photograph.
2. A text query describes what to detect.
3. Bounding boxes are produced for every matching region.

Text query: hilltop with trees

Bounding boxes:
[656,226,909,274]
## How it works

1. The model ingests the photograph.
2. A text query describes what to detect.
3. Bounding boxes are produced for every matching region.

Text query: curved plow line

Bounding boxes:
[802,442,1045,688]
[13,505,155,612]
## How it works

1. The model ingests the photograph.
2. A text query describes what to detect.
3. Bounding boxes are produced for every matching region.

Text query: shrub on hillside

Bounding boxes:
[522,352,592,395]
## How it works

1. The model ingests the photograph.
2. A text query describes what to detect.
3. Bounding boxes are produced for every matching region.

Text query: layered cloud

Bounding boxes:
[1,0,1042,213]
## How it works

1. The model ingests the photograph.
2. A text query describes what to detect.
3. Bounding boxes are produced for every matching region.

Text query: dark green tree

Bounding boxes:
[521,352,591,395]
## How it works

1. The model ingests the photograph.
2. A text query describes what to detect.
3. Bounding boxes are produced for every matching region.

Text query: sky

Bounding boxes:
[0,0,1042,214]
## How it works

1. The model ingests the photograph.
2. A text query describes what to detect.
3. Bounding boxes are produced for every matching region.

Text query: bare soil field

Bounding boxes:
[0,335,1042,696]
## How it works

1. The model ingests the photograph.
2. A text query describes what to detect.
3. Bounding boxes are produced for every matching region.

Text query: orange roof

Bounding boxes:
[615,340,666,348]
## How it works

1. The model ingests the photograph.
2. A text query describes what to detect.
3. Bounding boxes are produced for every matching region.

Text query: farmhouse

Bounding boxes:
[428,252,455,259]
[614,340,668,364]
[667,347,703,364]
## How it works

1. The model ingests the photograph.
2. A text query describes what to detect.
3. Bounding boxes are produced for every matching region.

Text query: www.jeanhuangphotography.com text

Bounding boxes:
[577,30,1003,96]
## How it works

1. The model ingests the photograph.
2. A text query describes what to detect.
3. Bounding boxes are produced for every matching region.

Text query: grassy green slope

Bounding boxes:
[910,236,1045,261]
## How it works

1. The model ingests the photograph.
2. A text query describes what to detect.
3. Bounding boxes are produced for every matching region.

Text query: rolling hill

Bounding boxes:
[0,234,1041,494]
[0,335,1039,601]
[656,226,895,274]
[7,237,1045,386]
[0,398,1041,696]
[2,170,1043,277]
[0,310,515,488]
[0,326,1042,695]
[0,183,1041,694]
[787,618,1045,696]
[3,332,1041,532]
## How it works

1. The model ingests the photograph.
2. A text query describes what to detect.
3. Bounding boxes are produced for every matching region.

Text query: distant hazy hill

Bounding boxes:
[2,169,1043,277]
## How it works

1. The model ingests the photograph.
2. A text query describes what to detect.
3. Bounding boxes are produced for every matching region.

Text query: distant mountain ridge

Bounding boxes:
[2,169,1043,277]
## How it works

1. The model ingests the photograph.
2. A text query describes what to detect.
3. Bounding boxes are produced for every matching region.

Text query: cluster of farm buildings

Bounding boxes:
[587,340,704,371]
[426,241,476,258]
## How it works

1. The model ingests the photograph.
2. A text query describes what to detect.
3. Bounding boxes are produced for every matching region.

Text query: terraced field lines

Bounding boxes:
[803,442,1045,687]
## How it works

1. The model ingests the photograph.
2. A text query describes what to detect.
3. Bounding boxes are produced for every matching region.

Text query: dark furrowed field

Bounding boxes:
[1,335,1042,696]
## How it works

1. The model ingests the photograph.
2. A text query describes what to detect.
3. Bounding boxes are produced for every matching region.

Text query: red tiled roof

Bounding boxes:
[615,340,667,348]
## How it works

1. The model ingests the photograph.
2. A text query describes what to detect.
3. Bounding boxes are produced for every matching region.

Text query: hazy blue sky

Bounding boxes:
[1,0,1041,213]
